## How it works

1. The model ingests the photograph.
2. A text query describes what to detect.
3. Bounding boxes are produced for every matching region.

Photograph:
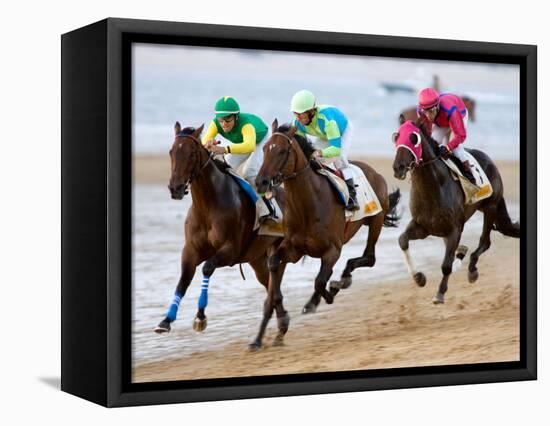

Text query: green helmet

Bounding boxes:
[290,90,316,113]
[215,96,240,118]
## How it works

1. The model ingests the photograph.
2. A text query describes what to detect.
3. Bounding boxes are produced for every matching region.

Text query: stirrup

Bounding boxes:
[345,198,360,211]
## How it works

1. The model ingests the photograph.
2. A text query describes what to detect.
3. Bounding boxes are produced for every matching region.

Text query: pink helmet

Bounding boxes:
[418,88,440,109]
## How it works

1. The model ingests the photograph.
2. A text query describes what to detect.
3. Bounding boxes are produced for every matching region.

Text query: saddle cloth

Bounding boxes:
[316,164,383,222]
[226,168,284,237]
[442,152,493,205]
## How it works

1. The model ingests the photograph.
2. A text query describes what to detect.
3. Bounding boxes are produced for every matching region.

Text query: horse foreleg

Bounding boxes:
[248,250,288,351]
[250,254,289,347]
[303,246,340,314]
[192,246,235,332]
[468,206,497,283]
[155,247,199,333]
[334,214,384,291]
[433,229,462,304]
[399,220,429,287]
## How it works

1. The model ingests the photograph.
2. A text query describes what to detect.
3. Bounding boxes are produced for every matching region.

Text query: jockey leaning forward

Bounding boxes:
[201,96,278,222]
[417,88,476,184]
[290,89,360,211]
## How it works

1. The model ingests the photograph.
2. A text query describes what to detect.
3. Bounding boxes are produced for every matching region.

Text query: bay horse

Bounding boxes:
[392,116,519,303]
[154,122,287,341]
[251,120,400,349]
[399,96,477,123]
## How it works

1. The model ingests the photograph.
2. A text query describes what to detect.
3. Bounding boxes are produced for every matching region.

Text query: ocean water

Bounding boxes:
[132,44,520,160]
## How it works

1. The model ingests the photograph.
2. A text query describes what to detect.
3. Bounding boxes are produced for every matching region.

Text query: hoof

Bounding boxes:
[154,319,171,334]
[336,275,353,289]
[413,272,427,287]
[468,269,479,283]
[192,316,208,332]
[272,334,285,347]
[432,293,445,304]
[456,245,469,260]
[323,292,334,305]
[247,342,262,352]
[277,312,290,334]
[302,302,317,314]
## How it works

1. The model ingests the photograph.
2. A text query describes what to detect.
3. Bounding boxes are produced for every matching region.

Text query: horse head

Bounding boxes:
[256,119,306,193]
[168,122,205,200]
[391,116,439,180]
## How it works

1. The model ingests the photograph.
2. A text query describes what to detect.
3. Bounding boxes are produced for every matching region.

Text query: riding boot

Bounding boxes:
[461,161,477,185]
[344,178,360,211]
[259,196,278,224]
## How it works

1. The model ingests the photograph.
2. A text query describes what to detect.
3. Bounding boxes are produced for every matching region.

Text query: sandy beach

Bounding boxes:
[132,155,520,383]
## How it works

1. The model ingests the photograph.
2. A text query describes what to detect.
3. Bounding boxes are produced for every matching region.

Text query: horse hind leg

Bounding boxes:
[468,205,497,283]
[250,254,289,347]
[433,229,462,304]
[331,215,383,292]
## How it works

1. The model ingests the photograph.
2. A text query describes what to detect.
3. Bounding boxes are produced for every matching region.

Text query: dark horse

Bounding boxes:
[392,116,519,303]
[399,96,477,123]
[155,123,285,339]
[251,120,400,349]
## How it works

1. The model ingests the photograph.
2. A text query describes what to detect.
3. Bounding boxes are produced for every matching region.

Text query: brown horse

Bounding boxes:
[251,120,400,349]
[399,96,477,123]
[392,117,519,303]
[154,123,287,340]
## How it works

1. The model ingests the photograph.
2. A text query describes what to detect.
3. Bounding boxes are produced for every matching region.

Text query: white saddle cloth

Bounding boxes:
[442,152,493,205]
[317,164,383,222]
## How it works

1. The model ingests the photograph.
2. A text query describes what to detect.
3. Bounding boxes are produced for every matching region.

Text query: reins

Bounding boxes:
[270,132,311,185]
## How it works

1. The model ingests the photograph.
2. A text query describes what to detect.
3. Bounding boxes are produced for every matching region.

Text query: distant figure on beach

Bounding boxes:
[417,88,476,184]
[201,96,277,222]
[290,89,359,211]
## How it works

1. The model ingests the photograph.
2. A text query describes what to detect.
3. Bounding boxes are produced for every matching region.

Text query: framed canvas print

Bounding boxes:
[61,18,536,407]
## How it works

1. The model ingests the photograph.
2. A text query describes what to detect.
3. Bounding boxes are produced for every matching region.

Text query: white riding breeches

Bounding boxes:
[431,111,469,163]
[225,136,267,185]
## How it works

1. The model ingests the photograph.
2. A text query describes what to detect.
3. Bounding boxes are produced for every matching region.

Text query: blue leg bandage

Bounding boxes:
[166,292,183,322]
[198,276,210,310]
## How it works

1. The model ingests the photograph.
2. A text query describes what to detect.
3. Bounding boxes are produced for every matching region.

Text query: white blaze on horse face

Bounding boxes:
[402,248,417,276]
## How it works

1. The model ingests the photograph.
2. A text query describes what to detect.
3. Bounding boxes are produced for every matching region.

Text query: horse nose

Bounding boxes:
[256,176,269,191]
[393,164,406,180]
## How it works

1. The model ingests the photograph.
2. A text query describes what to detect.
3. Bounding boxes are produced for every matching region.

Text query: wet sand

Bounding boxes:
[132,155,520,383]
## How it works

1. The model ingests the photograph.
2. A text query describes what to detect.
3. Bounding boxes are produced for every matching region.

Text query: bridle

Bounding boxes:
[268,132,311,187]
[173,132,213,193]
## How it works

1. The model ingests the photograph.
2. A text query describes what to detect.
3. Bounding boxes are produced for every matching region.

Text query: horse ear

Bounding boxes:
[410,132,421,147]
[399,114,406,125]
[391,132,399,144]
[272,119,279,133]
[288,125,297,137]
[174,121,181,135]
[194,123,205,137]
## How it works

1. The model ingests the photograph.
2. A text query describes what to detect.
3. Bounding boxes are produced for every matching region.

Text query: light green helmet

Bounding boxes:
[290,90,316,113]
[215,96,240,118]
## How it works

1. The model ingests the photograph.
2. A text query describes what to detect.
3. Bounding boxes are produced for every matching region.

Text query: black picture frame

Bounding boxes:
[61,17,537,408]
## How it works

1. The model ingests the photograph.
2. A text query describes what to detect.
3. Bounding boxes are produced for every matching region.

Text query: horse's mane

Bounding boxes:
[178,126,231,172]
[276,123,316,159]
[413,118,439,155]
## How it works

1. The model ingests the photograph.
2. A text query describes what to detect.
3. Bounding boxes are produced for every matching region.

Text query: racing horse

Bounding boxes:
[251,120,400,349]
[155,123,287,342]
[392,116,519,303]
[399,96,477,123]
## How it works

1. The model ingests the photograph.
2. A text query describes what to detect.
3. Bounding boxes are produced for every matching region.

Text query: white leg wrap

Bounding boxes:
[402,249,417,276]
[452,258,463,273]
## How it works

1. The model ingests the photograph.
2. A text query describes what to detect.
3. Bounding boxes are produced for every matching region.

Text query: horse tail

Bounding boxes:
[493,198,520,238]
[383,188,401,227]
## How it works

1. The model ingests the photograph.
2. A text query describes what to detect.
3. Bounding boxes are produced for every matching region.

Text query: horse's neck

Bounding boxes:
[283,168,325,222]
[412,150,453,203]
[189,160,230,211]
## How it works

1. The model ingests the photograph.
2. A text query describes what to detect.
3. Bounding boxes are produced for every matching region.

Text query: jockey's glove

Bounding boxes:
[437,144,451,159]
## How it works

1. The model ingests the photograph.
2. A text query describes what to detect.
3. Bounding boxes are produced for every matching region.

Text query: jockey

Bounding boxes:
[417,88,476,184]
[202,96,277,222]
[290,90,359,211]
